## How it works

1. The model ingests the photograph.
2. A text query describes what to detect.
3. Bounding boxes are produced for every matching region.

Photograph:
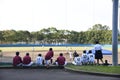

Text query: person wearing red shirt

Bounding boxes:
[13,52,22,67]
[23,53,33,66]
[56,53,67,66]
[45,48,54,66]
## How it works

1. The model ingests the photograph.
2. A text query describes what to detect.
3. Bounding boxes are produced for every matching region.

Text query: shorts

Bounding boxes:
[95,50,103,59]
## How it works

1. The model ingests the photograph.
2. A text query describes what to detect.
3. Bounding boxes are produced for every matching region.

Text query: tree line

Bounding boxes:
[0,24,119,44]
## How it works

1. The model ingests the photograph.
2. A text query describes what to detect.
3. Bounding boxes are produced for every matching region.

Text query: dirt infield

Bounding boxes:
[0,49,120,64]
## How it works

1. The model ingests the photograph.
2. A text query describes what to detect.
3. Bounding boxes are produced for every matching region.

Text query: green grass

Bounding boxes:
[66,64,120,74]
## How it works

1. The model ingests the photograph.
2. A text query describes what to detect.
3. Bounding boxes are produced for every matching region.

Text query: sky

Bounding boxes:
[0,0,113,32]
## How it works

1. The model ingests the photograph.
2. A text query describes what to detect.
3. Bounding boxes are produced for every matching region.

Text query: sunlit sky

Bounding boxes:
[0,0,113,32]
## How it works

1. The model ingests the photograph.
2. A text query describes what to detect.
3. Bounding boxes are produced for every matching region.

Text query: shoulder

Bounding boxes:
[37,56,40,58]
[40,56,43,59]
[97,44,101,46]
[13,56,17,59]
[76,57,81,59]
[57,56,61,59]
[63,56,66,58]
[18,56,22,59]
[94,44,98,47]
[14,56,17,57]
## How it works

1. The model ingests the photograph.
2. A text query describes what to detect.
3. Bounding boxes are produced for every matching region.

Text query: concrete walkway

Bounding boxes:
[0,69,119,80]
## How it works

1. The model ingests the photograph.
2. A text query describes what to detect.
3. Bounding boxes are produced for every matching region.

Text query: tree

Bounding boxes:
[0,31,4,44]
[2,30,17,43]
[88,24,110,31]
[0,24,113,44]
[68,30,79,43]
[78,31,86,44]
[15,30,31,44]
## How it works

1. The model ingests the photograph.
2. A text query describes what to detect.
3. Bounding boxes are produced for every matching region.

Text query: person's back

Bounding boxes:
[45,48,54,60]
[13,52,22,66]
[56,53,66,66]
[88,50,95,64]
[23,53,33,66]
[23,55,31,64]
[81,50,89,65]
[45,48,54,67]
[36,54,44,66]
[94,44,102,50]
[94,41,104,64]
[73,54,82,65]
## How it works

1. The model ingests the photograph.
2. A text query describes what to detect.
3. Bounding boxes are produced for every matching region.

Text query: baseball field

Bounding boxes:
[0,46,120,64]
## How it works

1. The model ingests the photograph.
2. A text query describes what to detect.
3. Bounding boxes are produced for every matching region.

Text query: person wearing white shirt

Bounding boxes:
[88,50,95,64]
[81,50,89,65]
[72,54,82,65]
[36,54,44,66]
[69,51,73,61]
[94,41,104,65]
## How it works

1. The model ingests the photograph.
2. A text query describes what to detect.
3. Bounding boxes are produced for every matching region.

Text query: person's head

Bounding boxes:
[26,53,29,56]
[76,54,79,57]
[16,52,19,56]
[95,40,99,44]
[88,50,92,53]
[60,53,63,56]
[74,50,77,53]
[83,50,86,53]
[49,48,53,51]
[38,54,41,56]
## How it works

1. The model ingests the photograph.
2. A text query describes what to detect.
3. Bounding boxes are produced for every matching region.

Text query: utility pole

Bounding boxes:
[112,0,119,66]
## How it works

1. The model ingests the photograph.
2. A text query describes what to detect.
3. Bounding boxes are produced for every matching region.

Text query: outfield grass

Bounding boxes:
[0,46,113,52]
[0,46,92,52]
[66,64,120,74]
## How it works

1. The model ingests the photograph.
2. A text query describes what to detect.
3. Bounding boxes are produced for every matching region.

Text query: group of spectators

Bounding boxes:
[71,41,104,65]
[13,52,33,67]
[71,50,95,65]
[13,41,106,67]
[13,48,67,67]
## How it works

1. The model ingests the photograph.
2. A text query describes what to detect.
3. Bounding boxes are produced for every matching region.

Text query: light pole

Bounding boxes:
[119,1,120,34]
[112,0,119,66]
